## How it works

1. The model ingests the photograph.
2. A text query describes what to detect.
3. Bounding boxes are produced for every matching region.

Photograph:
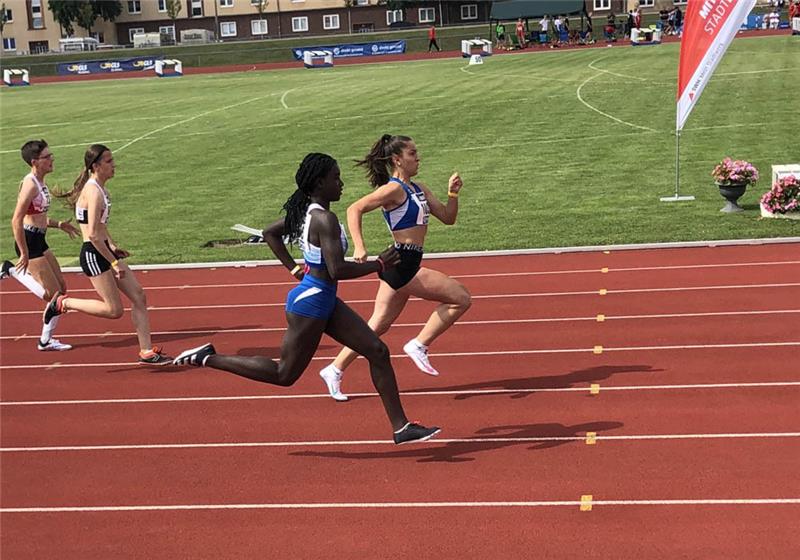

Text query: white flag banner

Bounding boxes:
[676,0,756,131]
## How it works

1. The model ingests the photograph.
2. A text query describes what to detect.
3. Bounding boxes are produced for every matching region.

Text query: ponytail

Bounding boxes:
[282,152,337,243]
[56,143,109,208]
[356,134,412,188]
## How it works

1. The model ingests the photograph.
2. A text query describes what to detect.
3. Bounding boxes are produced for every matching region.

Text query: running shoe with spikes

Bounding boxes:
[393,422,441,445]
[172,343,216,367]
[403,339,440,376]
[42,292,66,325]
[37,338,73,351]
[0,260,12,280]
[138,346,173,366]
[319,364,349,402]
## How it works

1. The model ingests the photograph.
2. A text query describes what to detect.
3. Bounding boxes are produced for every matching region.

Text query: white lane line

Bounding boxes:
[3,497,800,513]
[3,432,799,453]
[3,381,799,407]
[576,68,658,132]
[3,282,800,317]
[3,309,800,342]
[2,342,799,371]
[116,94,274,153]
[3,259,798,296]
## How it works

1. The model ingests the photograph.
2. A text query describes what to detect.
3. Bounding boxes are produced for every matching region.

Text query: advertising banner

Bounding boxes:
[57,57,160,76]
[292,40,405,60]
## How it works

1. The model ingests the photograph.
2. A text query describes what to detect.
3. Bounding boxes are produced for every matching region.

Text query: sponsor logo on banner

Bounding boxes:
[57,57,161,76]
[293,40,406,60]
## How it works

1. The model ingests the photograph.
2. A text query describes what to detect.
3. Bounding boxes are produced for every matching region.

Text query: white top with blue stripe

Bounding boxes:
[300,203,348,268]
[382,177,430,231]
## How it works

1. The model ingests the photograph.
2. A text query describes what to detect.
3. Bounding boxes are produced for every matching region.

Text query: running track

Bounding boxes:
[1,242,799,559]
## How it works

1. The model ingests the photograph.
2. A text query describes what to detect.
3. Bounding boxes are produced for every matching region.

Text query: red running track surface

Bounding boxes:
[1,243,799,559]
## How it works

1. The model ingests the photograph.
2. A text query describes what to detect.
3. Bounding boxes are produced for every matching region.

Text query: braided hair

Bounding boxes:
[57,144,109,208]
[356,134,412,188]
[283,152,337,244]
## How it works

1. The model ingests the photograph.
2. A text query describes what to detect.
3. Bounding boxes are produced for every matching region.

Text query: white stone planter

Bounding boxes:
[760,204,800,220]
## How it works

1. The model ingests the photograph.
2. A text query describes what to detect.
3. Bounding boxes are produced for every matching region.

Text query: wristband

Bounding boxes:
[110,259,119,269]
[57,221,63,229]
[376,257,385,273]
[290,264,302,276]
[448,192,459,199]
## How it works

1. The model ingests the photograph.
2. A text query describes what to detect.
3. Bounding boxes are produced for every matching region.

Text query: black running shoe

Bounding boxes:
[393,422,441,445]
[172,343,216,367]
[0,260,12,280]
[43,292,64,325]
[138,346,173,366]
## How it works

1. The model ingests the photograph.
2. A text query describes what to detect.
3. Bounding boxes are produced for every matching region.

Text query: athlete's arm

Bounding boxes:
[346,183,404,262]
[421,172,462,225]
[11,179,38,273]
[263,218,303,279]
[317,211,397,280]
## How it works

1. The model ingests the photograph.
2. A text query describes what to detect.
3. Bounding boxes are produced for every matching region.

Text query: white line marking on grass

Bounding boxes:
[0,115,192,132]
[4,498,798,513]
[0,140,131,154]
[3,432,799,454]
[577,66,658,132]
[3,381,799,407]
[3,282,799,317]
[3,309,799,342]
[2,342,798,371]
[115,94,275,153]
[280,88,297,109]
[715,68,794,76]
[587,58,646,81]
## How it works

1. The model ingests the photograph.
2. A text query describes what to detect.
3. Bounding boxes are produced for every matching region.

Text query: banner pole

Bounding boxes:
[661,127,694,202]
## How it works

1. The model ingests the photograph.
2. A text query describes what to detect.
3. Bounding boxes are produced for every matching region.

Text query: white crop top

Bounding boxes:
[299,203,348,269]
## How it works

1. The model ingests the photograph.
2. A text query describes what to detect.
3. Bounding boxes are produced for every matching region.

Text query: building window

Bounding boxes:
[291,0,305,3]
[31,0,44,29]
[292,17,308,32]
[386,10,402,25]
[220,21,237,36]
[251,19,268,35]
[128,27,144,43]
[220,0,234,8]
[355,0,368,5]
[323,14,340,30]
[191,0,203,17]
[674,0,688,4]
[3,37,16,50]
[3,8,12,22]
[593,0,610,10]
[158,0,167,11]
[127,1,142,14]
[419,7,435,23]
[639,0,655,7]
[90,31,105,43]
[460,4,477,20]
[160,25,175,41]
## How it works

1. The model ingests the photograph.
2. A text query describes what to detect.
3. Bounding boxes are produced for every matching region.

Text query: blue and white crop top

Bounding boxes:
[300,203,349,269]
[382,177,430,231]
[76,179,111,225]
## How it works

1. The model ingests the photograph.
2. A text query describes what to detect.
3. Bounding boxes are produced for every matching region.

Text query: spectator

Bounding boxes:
[582,16,595,44]
[495,21,507,50]
[515,18,527,48]
[625,10,634,38]
[674,6,683,35]
[605,12,617,43]
[427,25,441,52]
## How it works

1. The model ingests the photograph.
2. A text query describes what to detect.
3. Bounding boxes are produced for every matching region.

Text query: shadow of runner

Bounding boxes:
[408,364,662,400]
[290,420,624,463]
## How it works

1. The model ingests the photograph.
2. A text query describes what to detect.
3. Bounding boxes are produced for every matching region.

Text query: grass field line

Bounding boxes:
[3,381,800,407]
[3,498,799,513]
[3,282,799,316]
[2,341,799,371]
[3,432,799,453]
[4,308,799,342]
[3,281,800,317]
[116,93,278,153]
[3,257,798,296]
[587,58,646,81]
[577,64,658,132]
[280,88,297,109]
[0,115,194,131]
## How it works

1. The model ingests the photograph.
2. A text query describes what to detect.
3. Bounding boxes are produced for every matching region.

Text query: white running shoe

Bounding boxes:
[37,338,72,351]
[403,339,439,376]
[319,364,348,402]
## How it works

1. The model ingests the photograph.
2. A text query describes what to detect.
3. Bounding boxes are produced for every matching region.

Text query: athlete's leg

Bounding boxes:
[404,267,471,346]
[115,264,154,352]
[62,271,124,319]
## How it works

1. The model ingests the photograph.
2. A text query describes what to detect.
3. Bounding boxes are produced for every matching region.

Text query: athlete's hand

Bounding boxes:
[59,219,80,239]
[15,255,29,275]
[113,263,126,280]
[448,172,463,195]
[377,246,400,270]
[113,247,130,258]
[353,246,368,263]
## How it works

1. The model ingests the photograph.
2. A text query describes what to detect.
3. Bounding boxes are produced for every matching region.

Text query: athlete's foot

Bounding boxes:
[172,343,216,367]
[42,292,65,325]
[0,260,12,279]
[393,422,441,445]
[37,338,72,351]
[403,339,439,376]
[319,364,348,402]
[138,346,173,365]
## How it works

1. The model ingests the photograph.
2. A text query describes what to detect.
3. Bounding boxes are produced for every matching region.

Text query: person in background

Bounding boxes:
[428,25,441,52]
[515,18,527,48]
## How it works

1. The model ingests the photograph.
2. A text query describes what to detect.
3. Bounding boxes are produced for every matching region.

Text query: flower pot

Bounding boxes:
[760,203,800,220]
[716,181,747,213]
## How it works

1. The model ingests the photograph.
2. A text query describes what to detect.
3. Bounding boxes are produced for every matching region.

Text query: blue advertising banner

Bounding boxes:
[57,57,161,76]
[292,40,406,60]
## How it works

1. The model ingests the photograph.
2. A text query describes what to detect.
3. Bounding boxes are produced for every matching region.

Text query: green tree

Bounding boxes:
[48,0,82,36]
[76,1,96,35]
[0,3,8,41]
[48,0,120,37]
[165,0,182,44]
[91,0,121,23]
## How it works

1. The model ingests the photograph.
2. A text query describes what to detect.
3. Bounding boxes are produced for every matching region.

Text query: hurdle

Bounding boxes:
[303,50,334,69]
[631,28,662,46]
[155,59,183,78]
[793,17,800,35]
[3,69,30,87]
[461,39,492,58]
